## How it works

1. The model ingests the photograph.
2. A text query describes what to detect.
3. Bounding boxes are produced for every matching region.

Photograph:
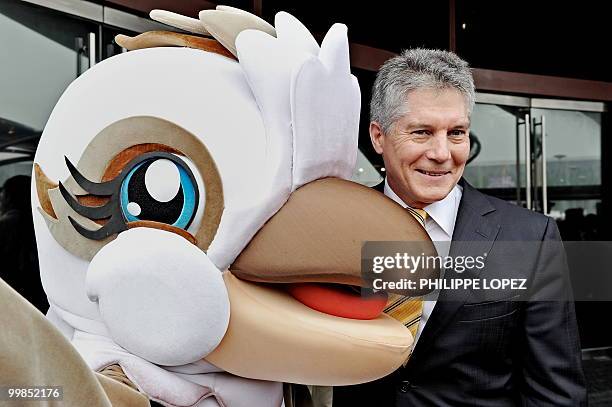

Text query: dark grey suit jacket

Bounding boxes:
[333,179,587,406]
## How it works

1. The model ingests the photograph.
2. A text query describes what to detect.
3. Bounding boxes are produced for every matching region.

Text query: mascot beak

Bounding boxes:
[205,178,439,385]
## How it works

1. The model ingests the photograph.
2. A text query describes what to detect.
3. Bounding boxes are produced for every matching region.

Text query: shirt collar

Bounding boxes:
[383,178,462,238]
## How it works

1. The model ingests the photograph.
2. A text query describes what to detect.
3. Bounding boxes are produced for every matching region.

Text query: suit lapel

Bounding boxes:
[408,179,501,361]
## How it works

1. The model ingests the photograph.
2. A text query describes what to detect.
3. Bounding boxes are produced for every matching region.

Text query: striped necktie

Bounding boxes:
[384,208,427,347]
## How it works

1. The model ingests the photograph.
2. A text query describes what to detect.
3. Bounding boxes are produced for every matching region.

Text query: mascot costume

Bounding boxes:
[0,6,436,407]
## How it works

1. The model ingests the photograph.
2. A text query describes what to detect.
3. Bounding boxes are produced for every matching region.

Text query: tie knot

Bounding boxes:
[407,207,427,227]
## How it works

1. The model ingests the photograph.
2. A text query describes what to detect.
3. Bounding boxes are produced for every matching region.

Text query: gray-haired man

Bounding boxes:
[334,49,586,406]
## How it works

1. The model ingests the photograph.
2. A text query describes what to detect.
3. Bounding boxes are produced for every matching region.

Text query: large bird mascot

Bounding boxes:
[0,6,436,407]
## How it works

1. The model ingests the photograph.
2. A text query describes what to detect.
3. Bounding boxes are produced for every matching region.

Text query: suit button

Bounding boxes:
[399,381,411,393]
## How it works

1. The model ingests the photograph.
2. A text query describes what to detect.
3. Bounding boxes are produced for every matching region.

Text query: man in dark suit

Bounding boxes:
[334,49,586,406]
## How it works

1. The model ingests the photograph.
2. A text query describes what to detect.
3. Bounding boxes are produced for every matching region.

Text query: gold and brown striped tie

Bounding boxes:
[384,208,427,347]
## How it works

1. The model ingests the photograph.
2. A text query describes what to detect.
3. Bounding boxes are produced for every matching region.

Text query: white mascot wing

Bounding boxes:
[290,21,360,189]
[238,11,360,190]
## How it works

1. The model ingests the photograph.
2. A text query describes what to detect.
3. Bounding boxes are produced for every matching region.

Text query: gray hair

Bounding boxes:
[370,48,475,134]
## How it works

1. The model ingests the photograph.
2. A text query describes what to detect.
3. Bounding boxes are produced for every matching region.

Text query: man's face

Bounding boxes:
[370,87,470,209]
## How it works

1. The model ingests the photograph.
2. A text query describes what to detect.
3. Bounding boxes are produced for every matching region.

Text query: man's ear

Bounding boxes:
[369,121,385,155]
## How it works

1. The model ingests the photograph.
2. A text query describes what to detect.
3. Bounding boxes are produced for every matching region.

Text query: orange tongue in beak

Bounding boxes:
[287,283,388,320]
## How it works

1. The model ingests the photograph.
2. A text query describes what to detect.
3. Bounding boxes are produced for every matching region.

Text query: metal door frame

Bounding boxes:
[474,92,605,213]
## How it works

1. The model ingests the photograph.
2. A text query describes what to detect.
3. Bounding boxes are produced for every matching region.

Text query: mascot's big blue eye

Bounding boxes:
[120,157,197,229]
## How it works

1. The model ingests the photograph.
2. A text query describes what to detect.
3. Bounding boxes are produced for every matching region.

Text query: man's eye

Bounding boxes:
[120,157,198,229]
[412,130,430,136]
[449,130,466,137]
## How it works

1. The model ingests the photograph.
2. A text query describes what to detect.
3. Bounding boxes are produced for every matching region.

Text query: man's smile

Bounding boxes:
[415,169,452,177]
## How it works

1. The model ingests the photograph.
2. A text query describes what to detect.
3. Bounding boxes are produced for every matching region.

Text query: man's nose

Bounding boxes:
[425,134,452,162]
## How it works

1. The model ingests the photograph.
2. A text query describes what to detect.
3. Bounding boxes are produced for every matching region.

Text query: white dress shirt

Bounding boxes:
[383,179,463,346]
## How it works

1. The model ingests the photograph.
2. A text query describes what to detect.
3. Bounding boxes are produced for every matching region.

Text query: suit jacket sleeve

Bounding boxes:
[518,217,587,406]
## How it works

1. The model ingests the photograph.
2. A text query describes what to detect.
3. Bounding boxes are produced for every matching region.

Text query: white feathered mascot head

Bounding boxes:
[32,6,434,406]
